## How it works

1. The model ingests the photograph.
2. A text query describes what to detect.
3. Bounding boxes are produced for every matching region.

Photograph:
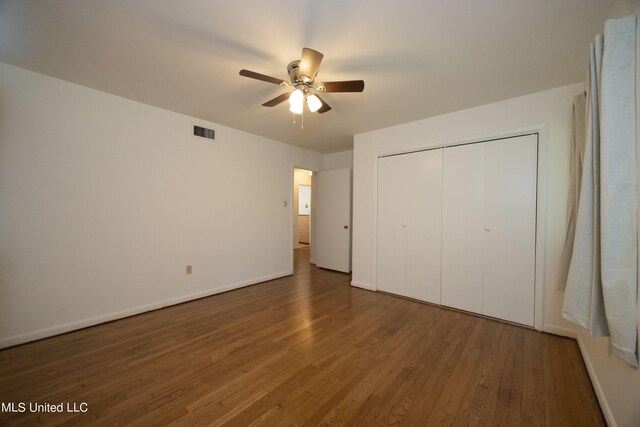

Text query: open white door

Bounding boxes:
[316,168,351,272]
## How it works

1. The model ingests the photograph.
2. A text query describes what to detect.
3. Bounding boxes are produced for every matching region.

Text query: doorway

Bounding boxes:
[293,168,313,258]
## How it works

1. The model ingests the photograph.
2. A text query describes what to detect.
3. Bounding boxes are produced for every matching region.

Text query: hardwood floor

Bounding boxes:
[0,247,604,426]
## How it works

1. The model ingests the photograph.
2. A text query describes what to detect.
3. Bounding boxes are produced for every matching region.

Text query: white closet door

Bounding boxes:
[441,143,485,314]
[405,149,442,303]
[377,155,407,296]
[483,135,537,326]
[377,149,442,302]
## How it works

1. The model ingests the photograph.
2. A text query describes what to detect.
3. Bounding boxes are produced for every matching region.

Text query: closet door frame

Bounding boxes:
[371,126,547,331]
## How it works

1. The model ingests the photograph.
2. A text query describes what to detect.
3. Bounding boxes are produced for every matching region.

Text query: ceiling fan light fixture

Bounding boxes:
[289,89,304,114]
[307,94,322,113]
[239,47,364,117]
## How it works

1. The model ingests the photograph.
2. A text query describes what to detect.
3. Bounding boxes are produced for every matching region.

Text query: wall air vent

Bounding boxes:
[193,125,215,140]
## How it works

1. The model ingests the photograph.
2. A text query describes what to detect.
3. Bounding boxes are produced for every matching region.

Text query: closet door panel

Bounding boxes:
[406,149,442,304]
[377,155,407,296]
[441,143,485,314]
[483,135,537,326]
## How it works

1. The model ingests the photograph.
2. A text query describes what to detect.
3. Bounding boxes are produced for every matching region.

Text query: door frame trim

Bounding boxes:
[290,165,317,273]
[371,124,548,331]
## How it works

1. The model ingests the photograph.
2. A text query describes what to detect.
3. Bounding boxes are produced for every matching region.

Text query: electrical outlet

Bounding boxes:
[186,265,192,275]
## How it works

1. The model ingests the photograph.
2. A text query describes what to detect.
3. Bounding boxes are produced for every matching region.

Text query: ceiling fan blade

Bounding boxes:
[239,69,285,85]
[299,48,324,81]
[320,80,365,92]
[262,92,291,107]
[315,95,332,114]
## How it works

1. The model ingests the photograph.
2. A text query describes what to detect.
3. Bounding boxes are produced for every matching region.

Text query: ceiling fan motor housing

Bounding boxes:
[287,60,303,84]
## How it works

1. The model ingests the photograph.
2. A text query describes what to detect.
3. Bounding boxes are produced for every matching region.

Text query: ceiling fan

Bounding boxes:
[239,47,365,115]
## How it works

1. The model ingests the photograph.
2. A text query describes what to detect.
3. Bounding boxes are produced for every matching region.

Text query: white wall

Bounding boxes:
[609,0,640,19]
[0,62,324,347]
[323,150,353,170]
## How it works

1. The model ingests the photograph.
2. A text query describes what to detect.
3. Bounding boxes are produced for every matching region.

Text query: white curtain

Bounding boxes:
[563,14,638,367]
[563,34,608,337]
[557,92,586,290]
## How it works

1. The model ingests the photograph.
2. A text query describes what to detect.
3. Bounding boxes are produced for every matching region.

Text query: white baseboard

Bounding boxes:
[542,324,577,338]
[351,280,373,291]
[543,324,615,427]
[0,270,292,350]
[575,334,617,427]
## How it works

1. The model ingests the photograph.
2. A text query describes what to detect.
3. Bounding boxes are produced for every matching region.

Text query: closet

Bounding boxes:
[377,134,538,326]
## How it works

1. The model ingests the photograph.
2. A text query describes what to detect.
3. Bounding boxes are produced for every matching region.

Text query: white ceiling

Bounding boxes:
[0,0,615,153]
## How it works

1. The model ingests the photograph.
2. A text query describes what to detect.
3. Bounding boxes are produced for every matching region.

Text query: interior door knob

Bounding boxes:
[344,225,349,229]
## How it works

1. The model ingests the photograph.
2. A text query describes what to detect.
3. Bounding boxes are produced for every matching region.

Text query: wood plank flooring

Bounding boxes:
[0,247,604,426]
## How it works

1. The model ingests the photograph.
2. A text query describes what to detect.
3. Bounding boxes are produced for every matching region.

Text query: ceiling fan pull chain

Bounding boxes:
[301,109,304,130]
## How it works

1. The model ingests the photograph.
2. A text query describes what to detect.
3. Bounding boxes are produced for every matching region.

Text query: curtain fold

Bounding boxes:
[599,14,638,366]
[563,13,638,367]
[563,35,608,337]
[557,93,586,290]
